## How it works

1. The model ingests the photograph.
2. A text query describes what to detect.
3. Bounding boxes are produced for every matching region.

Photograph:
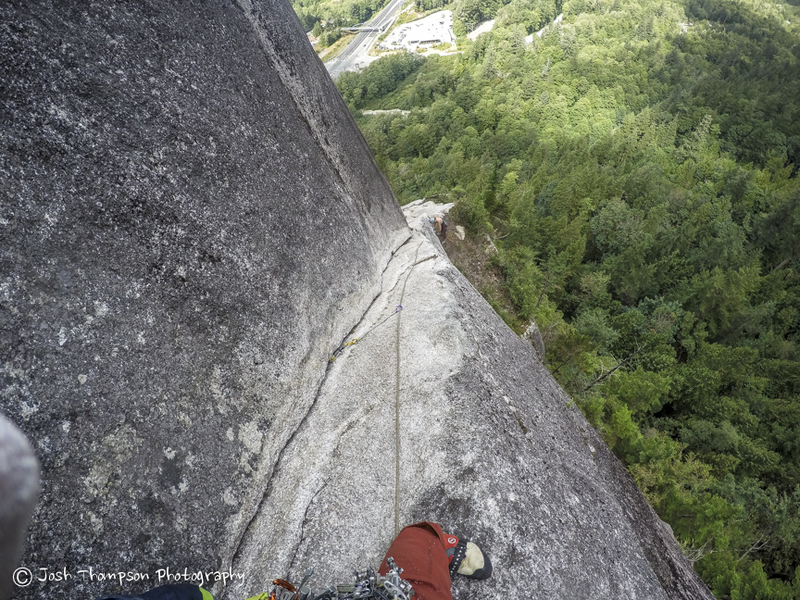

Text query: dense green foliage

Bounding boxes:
[293,0,389,31]
[337,0,800,596]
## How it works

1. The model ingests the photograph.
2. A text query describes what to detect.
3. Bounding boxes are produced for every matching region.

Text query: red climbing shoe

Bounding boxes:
[443,533,493,580]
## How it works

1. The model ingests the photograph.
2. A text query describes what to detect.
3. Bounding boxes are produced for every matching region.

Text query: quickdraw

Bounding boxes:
[329,305,403,362]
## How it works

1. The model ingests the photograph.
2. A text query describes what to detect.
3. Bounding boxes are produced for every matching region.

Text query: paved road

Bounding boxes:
[325,0,406,79]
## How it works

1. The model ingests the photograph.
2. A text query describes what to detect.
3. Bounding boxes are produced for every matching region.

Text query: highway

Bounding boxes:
[325,0,407,79]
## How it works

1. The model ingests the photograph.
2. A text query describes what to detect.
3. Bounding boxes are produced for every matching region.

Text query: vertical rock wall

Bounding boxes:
[0,1,407,598]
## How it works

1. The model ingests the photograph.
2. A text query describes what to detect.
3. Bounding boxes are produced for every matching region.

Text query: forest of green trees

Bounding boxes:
[292,0,387,32]
[322,0,800,596]
[290,0,391,49]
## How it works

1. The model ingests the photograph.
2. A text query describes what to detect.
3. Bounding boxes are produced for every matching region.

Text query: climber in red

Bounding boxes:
[378,521,492,600]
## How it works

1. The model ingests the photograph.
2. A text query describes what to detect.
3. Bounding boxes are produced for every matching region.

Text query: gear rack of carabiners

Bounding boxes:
[267,558,414,600]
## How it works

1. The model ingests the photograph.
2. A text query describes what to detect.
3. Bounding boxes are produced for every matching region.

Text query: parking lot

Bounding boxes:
[380,10,455,52]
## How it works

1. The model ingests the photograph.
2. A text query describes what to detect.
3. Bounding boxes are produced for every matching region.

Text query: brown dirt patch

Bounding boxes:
[440,224,524,333]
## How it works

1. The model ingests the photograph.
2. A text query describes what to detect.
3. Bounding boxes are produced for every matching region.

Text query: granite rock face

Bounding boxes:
[224,205,714,600]
[0,2,712,600]
[1,1,406,597]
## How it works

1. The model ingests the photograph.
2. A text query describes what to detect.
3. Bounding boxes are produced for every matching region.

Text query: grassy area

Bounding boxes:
[317,32,356,61]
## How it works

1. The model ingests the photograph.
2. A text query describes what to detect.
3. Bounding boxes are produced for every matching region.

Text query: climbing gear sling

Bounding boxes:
[257,558,414,600]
